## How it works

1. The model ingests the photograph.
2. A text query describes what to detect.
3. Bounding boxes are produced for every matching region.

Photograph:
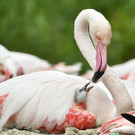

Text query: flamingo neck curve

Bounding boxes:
[74,9,96,71]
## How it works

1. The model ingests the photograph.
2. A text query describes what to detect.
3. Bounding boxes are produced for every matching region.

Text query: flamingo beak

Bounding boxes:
[92,41,107,83]
[121,113,135,124]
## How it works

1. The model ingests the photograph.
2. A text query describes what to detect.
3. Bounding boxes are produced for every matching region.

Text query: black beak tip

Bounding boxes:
[121,113,135,124]
[92,71,104,83]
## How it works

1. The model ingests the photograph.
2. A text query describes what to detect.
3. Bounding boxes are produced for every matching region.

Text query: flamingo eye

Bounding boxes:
[79,89,81,92]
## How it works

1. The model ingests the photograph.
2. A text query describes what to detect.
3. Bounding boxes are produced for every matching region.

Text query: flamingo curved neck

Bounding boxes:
[74,9,133,116]
[74,9,96,71]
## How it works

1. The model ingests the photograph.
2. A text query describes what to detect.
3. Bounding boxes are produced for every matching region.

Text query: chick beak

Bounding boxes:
[83,82,94,92]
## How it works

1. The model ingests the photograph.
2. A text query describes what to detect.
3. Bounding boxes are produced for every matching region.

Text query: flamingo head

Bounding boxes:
[0,59,14,81]
[90,15,112,82]
[74,82,94,104]
[0,58,23,82]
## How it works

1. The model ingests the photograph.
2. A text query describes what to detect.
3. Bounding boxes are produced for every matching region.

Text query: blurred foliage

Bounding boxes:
[0,0,135,73]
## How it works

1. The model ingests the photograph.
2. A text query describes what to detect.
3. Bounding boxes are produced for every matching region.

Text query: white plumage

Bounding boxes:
[10,51,52,74]
[0,71,76,130]
[111,58,135,79]
[0,45,82,79]
[0,71,113,130]
[11,51,82,75]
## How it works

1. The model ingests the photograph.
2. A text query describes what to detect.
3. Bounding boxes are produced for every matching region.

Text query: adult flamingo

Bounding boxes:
[0,9,132,133]
[0,44,82,82]
[11,51,82,75]
[74,9,132,114]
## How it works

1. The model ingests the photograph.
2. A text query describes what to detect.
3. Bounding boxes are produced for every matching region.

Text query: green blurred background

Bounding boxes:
[0,0,135,73]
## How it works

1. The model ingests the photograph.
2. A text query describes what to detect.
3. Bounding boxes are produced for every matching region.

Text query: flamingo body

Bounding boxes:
[11,52,82,75]
[0,92,95,133]
[11,51,52,74]
[0,45,82,82]
[39,103,95,133]
[0,71,113,133]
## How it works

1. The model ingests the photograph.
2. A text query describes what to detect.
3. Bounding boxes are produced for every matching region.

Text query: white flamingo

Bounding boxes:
[11,51,82,75]
[0,9,132,133]
[74,9,134,134]
[10,51,52,74]
[0,45,82,82]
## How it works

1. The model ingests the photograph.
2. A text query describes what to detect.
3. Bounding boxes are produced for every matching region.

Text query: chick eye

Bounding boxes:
[79,89,83,92]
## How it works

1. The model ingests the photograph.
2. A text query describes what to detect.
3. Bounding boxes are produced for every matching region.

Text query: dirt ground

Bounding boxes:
[0,127,99,135]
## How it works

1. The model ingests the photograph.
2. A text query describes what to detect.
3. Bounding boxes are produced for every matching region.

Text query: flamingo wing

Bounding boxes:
[0,71,96,132]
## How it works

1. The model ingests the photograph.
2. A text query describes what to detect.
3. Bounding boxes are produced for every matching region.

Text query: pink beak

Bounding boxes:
[92,41,107,82]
